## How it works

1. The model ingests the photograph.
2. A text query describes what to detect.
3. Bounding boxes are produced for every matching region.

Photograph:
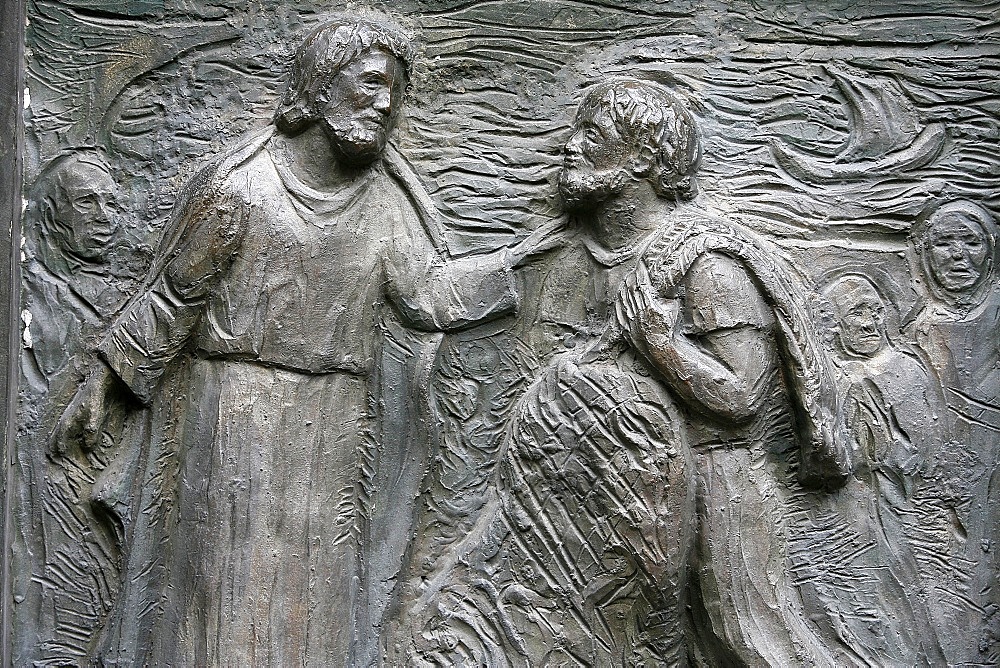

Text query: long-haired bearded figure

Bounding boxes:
[51,17,554,666]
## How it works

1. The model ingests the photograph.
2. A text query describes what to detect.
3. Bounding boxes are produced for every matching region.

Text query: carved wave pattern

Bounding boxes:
[24,0,1000,253]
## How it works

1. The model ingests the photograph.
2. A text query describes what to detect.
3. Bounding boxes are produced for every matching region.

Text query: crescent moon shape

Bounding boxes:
[770,65,944,183]
[772,123,946,184]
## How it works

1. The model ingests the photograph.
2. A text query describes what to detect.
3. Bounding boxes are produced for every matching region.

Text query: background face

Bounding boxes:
[50,162,119,260]
[833,283,887,357]
[927,215,990,294]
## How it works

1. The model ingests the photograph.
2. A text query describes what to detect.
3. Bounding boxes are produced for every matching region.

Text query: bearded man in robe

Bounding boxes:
[56,17,546,666]
[392,78,855,667]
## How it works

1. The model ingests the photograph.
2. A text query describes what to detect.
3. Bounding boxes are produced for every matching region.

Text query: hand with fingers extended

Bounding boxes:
[49,363,123,455]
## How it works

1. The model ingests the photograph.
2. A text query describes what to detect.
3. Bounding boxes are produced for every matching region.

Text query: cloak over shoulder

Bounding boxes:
[635,210,853,488]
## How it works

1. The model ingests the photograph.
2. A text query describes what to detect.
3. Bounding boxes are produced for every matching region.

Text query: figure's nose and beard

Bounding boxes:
[320,95,391,165]
[314,49,406,167]
[559,157,629,211]
[558,107,633,211]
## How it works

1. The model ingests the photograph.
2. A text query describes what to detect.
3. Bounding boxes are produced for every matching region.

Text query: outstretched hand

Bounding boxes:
[506,219,569,268]
[50,364,119,455]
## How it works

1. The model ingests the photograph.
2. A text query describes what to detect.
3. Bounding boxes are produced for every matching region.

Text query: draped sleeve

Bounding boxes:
[381,162,517,332]
[98,171,252,403]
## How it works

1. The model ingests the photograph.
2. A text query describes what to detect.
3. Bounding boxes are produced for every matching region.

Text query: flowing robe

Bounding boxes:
[632,212,859,666]
[911,285,1000,664]
[801,348,949,665]
[94,131,516,666]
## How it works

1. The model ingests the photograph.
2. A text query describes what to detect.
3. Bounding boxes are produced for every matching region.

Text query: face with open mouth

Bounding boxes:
[927,213,990,295]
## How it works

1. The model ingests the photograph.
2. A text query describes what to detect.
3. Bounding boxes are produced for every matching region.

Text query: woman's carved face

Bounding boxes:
[832,280,887,358]
[926,214,990,295]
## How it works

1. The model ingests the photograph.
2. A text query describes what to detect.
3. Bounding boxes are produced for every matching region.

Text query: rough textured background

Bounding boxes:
[1,0,26,663]
[19,1,1000,298]
[10,0,1000,665]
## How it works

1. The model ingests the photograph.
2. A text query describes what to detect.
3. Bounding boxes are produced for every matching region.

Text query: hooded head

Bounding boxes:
[911,200,996,309]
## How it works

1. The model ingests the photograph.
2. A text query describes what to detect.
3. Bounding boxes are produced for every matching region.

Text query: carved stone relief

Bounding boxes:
[7,2,1000,666]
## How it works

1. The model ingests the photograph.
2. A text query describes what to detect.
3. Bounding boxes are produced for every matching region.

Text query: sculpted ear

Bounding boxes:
[630,144,656,178]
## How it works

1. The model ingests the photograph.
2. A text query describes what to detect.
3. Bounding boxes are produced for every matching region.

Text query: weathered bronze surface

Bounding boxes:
[5,2,1000,665]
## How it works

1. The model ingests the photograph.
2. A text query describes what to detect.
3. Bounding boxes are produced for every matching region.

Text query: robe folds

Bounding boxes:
[644,214,944,665]
[633,212,857,667]
[392,206,854,667]
[911,284,1000,665]
[93,128,516,666]
[14,242,131,666]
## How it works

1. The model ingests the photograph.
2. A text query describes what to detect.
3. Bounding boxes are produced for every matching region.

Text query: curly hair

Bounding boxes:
[577,79,701,201]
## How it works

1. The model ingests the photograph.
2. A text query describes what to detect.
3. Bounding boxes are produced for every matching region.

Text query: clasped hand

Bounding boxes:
[616,266,682,355]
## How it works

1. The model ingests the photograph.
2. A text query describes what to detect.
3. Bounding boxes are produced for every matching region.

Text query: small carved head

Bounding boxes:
[559,79,701,209]
[913,200,996,303]
[823,274,888,358]
[274,17,415,165]
[31,151,119,263]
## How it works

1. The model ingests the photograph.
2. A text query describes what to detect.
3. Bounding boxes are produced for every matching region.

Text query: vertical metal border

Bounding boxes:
[1,0,25,661]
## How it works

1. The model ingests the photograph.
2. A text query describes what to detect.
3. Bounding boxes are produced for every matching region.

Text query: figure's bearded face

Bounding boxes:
[312,48,407,166]
[558,105,632,210]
